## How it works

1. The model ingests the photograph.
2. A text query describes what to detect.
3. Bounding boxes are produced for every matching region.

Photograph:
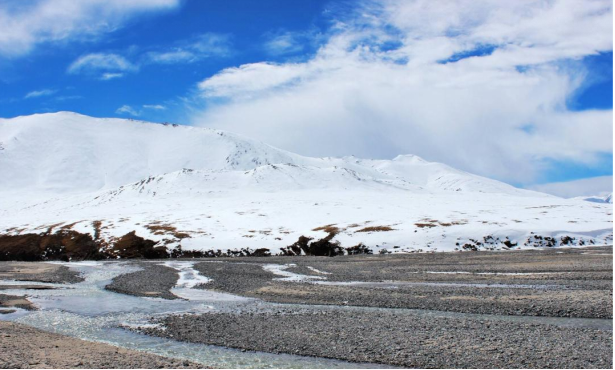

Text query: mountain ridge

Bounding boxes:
[0,111,541,197]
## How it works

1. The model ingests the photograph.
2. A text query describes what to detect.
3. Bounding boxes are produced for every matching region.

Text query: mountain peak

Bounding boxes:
[392,154,427,163]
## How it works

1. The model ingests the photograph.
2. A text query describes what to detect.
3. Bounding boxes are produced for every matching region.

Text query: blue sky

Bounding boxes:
[0,0,333,122]
[0,0,612,193]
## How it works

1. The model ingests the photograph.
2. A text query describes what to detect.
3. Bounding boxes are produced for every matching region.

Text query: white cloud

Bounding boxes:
[143,104,166,110]
[528,176,613,198]
[146,33,232,64]
[0,0,180,58]
[67,53,136,77]
[54,95,82,101]
[262,30,317,55]
[67,34,231,79]
[147,50,196,64]
[24,89,56,99]
[264,33,300,55]
[192,0,613,185]
[116,105,140,117]
[116,103,166,116]
[100,72,124,80]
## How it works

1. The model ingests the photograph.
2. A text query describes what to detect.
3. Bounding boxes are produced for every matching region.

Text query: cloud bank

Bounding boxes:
[192,0,613,184]
[529,176,613,198]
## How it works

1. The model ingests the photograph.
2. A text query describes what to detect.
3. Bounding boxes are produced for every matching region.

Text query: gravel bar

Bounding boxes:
[105,262,180,300]
[141,307,612,369]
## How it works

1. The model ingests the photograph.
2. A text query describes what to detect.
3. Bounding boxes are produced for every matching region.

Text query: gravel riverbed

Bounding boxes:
[140,306,612,369]
[0,246,612,368]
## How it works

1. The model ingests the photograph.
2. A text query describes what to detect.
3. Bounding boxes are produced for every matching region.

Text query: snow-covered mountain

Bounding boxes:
[0,112,611,257]
[0,112,300,193]
[0,112,535,196]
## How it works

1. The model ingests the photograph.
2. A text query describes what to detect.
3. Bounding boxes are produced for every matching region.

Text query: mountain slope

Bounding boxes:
[0,112,611,257]
[0,112,301,193]
[0,112,540,196]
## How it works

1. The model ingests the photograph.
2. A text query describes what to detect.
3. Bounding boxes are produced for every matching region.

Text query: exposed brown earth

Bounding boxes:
[0,321,203,369]
[0,262,82,283]
[0,294,36,311]
[0,231,102,261]
[0,230,168,261]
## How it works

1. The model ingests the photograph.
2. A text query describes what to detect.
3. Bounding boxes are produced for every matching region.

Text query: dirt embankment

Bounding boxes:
[0,230,168,261]
[0,227,373,261]
[1,223,599,261]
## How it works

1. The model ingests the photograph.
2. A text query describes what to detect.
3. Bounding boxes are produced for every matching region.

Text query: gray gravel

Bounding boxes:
[141,307,612,369]
[43,247,611,368]
[244,281,612,318]
[195,262,278,294]
[192,247,613,319]
[105,262,180,300]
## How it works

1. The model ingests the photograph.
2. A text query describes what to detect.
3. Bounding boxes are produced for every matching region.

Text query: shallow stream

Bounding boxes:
[0,261,387,369]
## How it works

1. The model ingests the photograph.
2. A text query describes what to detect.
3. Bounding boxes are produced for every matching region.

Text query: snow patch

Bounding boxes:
[160,261,248,301]
[263,264,325,282]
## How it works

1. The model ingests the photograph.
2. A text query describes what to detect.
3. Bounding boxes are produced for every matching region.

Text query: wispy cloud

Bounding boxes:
[116,103,167,116]
[100,72,124,80]
[54,95,82,101]
[115,104,140,116]
[66,33,232,81]
[145,33,233,64]
[193,0,613,185]
[262,29,322,56]
[24,89,56,99]
[143,104,166,110]
[67,53,136,79]
[0,0,180,58]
